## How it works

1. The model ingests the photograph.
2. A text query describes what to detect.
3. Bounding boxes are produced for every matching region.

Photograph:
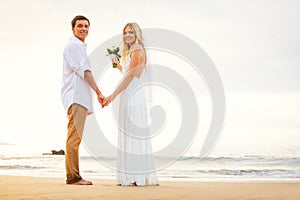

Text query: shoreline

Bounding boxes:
[1,173,300,183]
[1,175,300,200]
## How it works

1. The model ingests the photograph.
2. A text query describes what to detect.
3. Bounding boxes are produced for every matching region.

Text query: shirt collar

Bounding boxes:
[70,36,87,47]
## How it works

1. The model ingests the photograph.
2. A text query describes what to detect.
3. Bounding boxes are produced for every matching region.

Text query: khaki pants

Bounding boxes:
[65,103,88,184]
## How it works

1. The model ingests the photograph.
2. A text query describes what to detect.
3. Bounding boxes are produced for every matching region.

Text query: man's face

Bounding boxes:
[72,20,89,42]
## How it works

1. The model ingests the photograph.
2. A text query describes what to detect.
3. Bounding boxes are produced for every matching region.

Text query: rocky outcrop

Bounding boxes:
[43,149,65,155]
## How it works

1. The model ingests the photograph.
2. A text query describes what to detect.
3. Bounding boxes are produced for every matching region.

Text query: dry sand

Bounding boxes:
[0,175,299,200]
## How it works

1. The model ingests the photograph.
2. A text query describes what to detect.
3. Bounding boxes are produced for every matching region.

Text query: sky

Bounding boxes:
[0,0,299,156]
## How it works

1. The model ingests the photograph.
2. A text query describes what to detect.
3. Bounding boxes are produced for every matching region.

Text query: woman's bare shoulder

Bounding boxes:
[131,44,144,51]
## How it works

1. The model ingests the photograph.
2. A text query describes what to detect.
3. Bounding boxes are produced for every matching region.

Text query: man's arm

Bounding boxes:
[84,70,105,104]
[64,44,88,79]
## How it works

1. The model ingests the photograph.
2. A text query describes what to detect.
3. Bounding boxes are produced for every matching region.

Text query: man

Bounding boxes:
[61,15,104,185]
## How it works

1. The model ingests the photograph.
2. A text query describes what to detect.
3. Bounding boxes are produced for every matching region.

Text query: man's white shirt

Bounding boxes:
[61,37,93,114]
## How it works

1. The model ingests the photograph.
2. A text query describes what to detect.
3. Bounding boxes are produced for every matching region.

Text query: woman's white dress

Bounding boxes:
[116,58,159,186]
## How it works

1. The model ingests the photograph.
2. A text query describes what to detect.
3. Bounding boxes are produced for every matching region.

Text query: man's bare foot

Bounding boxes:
[130,182,137,186]
[70,179,93,185]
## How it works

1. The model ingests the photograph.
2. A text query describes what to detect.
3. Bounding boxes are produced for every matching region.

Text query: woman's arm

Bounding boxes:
[103,46,145,106]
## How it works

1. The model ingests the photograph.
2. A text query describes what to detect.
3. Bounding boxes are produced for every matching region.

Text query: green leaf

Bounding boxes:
[107,49,112,54]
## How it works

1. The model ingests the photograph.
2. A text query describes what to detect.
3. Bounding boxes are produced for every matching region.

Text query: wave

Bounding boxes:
[1,155,300,180]
[157,169,300,179]
[2,155,300,166]
[198,169,300,178]
[176,155,300,161]
[0,165,45,170]
[173,155,300,166]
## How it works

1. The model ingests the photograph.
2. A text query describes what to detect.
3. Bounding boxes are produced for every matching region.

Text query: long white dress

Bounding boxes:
[116,58,159,186]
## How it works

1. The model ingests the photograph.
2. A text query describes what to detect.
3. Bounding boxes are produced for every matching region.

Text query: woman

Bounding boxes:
[103,23,159,186]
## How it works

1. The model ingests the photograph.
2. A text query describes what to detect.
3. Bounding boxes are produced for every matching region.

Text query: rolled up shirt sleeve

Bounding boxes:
[64,43,91,79]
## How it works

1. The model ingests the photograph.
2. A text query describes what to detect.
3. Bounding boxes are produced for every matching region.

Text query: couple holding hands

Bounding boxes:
[61,15,158,186]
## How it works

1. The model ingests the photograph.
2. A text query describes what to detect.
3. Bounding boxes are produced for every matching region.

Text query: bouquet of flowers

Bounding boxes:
[106,46,121,68]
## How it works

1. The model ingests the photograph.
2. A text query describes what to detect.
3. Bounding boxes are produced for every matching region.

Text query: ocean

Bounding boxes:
[1,153,300,182]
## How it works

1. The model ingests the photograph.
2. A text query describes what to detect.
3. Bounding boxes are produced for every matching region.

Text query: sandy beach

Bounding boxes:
[0,175,299,200]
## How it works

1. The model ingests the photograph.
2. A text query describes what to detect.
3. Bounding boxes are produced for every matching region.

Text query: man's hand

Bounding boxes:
[97,93,105,107]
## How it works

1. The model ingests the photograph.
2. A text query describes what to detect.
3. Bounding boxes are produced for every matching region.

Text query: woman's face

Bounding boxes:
[123,26,136,46]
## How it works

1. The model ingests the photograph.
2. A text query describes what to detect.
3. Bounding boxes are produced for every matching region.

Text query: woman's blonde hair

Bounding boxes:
[121,22,145,64]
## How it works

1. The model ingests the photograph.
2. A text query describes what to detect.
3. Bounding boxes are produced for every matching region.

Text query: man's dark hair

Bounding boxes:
[71,15,90,28]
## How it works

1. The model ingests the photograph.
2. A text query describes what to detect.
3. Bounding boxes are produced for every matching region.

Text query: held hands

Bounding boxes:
[96,92,113,108]
[102,94,115,107]
[97,93,106,108]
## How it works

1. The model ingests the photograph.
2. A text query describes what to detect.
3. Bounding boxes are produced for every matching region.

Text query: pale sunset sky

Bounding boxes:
[0,0,299,156]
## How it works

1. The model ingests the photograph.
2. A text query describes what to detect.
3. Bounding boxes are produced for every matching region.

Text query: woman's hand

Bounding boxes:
[112,58,123,72]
